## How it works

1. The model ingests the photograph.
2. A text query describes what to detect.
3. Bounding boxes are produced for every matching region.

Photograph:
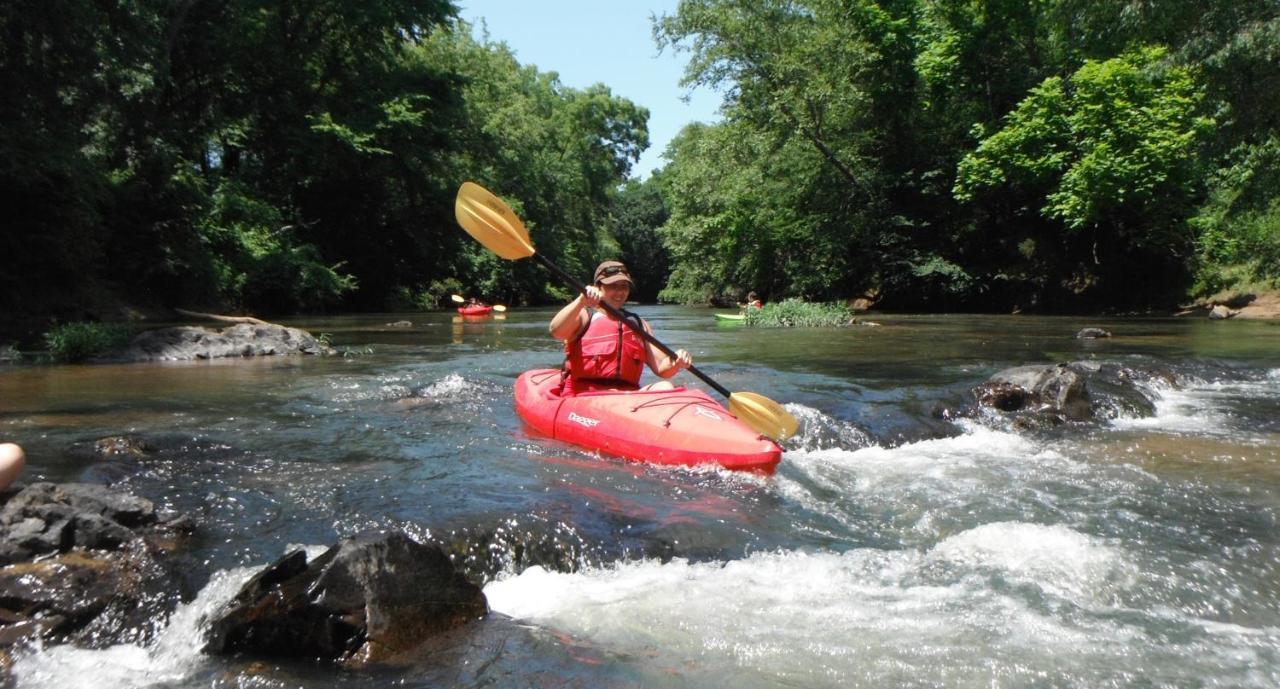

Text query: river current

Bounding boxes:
[3,308,1279,687]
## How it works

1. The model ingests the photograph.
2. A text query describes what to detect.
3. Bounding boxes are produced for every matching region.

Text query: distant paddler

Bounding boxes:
[451,294,506,316]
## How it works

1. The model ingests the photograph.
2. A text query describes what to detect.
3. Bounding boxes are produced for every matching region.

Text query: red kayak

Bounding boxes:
[514,368,782,474]
[457,304,493,316]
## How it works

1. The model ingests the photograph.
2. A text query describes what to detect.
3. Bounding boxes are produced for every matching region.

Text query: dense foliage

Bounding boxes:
[3,0,1277,321]
[655,0,1280,311]
[2,1,645,318]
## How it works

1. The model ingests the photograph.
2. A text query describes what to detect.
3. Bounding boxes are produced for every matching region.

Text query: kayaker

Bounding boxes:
[745,291,763,310]
[549,260,692,395]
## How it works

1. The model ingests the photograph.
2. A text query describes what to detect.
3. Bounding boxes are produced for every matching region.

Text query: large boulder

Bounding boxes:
[99,323,333,362]
[972,361,1175,427]
[204,530,487,668]
[973,363,1092,423]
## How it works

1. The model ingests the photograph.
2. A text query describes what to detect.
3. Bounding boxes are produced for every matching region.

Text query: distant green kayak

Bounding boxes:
[714,313,745,322]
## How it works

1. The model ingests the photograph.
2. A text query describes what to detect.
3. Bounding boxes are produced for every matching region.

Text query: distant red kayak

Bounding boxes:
[514,368,782,474]
[457,304,493,316]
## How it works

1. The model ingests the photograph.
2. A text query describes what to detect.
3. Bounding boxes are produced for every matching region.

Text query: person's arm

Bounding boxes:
[641,320,692,378]
[550,287,602,341]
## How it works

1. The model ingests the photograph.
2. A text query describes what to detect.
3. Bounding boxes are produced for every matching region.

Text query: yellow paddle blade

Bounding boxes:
[729,392,799,442]
[451,294,466,303]
[492,304,507,312]
[455,182,536,260]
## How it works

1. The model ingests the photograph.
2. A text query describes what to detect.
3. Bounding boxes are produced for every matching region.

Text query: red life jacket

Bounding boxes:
[563,310,646,394]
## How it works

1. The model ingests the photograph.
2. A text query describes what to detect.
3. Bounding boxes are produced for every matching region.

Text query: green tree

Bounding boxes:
[956,47,1215,307]
[654,0,917,303]
[424,22,649,302]
[610,175,671,303]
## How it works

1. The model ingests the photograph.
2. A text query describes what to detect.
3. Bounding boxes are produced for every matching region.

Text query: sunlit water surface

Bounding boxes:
[3,309,1279,687]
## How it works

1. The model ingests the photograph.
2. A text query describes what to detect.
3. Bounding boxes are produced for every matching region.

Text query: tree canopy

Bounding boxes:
[3,0,1277,321]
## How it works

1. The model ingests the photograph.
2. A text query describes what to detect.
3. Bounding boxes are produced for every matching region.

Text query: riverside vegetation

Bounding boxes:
[4,1,1279,328]
[742,300,857,328]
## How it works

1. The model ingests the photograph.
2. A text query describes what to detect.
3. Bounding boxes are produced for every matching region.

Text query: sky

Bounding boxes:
[456,0,723,180]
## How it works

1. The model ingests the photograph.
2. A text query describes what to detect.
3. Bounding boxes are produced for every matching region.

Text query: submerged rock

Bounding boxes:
[204,530,487,669]
[1076,327,1112,339]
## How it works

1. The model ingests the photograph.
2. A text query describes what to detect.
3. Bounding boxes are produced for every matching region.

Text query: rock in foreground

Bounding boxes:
[0,482,193,650]
[204,531,487,668]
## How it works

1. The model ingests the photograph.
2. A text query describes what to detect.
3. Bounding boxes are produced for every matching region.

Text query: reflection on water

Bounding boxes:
[3,309,1280,688]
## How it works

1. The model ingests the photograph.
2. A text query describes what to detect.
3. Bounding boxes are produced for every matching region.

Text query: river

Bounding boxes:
[4,308,1279,687]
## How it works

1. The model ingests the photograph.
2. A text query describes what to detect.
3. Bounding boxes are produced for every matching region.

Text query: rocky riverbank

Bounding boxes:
[1177,289,1280,320]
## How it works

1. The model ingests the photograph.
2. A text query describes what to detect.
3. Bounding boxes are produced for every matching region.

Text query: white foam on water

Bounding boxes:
[775,419,1078,535]
[784,403,875,452]
[928,521,1131,602]
[484,532,1274,687]
[11,565,258,689]
[483,538,1128,686]
[1109,374,1280,436]
[798,419,1053,483]
[1109,383,1228,434]
[418,372,473,399]
[325,371,422,402]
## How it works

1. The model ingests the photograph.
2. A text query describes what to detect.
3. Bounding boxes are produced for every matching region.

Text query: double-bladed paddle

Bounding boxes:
[454,181,798,442]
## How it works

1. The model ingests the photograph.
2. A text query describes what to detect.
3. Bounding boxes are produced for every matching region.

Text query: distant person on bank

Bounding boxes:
[549,260,692,395]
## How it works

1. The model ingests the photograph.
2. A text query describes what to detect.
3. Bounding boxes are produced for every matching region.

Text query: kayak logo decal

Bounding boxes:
[568,412,600,428]
[693,407,723,421]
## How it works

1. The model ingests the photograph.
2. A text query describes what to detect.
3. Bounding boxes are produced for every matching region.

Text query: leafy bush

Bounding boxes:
[744,299,854,327]
[198,182,357,314]
[44,322,134,362]
[1190,137,1280,296]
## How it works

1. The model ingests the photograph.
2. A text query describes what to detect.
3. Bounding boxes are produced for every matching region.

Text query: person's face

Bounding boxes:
[599,281,631,309]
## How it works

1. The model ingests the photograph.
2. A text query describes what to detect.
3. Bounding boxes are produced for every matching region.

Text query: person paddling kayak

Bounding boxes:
[549,260,692,395]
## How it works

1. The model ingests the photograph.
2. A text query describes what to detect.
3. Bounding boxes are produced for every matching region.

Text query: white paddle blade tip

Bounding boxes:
[729,392,799,442]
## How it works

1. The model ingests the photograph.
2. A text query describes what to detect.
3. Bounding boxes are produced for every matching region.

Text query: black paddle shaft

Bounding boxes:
[535,253,732,399]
